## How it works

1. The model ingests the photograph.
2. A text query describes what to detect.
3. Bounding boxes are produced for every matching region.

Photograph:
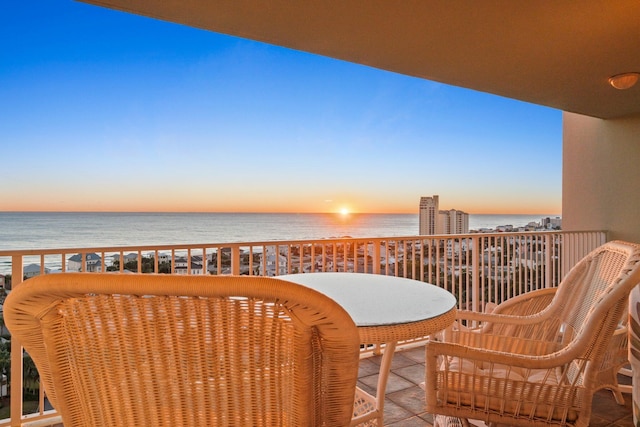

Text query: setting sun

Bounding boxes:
[339,207,350,216]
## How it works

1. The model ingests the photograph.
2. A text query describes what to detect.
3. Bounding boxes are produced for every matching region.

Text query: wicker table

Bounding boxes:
[280,272,457,426]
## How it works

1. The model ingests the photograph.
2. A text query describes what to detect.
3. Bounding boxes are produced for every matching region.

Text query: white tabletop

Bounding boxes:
[279,272,457,327]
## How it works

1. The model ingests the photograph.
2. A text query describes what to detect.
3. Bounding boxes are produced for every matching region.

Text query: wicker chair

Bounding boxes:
[5,273,361,427]
[485,287,630,405]
[424,240,640,427]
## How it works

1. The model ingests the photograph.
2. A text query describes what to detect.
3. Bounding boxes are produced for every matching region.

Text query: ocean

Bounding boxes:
[0,212,560,251]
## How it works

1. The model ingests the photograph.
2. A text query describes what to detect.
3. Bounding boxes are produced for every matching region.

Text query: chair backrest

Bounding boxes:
[524,240,640,384]
[487,287,557,316]
[5,273,361,427]
[547,241,640,344]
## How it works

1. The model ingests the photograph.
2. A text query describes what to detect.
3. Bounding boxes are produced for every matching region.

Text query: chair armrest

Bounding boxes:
[445,309,563,347]
[444,288,556,337]
[454,309,547,325]
[425,339,576,371]
[490,288,556,316]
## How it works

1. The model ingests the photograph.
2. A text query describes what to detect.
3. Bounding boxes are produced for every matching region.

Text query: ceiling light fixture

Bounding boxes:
[608,72,640,90]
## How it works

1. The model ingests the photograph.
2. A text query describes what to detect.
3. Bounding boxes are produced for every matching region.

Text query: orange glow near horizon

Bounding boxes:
[0,189,560,215]
[0,202,561,215]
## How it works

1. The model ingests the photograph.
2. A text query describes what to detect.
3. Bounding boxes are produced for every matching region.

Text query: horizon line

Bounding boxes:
[0,210,562,216]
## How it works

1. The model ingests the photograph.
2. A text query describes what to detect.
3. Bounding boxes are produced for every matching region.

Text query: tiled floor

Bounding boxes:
[359,345,635,427]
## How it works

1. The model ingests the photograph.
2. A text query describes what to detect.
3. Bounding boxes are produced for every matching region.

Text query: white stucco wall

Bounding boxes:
[563,112,640,243]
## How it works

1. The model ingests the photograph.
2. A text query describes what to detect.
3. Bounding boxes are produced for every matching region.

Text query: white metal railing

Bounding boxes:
[0,230,606,426]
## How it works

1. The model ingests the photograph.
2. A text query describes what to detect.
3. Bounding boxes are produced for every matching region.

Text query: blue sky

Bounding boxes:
[1,1,562,214]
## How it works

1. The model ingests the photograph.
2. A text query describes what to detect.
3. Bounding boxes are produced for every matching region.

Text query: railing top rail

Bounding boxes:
[0,230,605,257]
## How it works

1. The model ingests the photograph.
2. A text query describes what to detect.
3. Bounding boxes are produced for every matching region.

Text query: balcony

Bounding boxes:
[0,229,628,426]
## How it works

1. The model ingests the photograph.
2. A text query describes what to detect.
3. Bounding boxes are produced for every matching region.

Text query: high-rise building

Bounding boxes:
[439,209,469,234]
[419,195,439,235]
[419,196,469,235]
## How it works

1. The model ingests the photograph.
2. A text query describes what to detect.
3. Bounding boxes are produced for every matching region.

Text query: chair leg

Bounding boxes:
[613,383,632,405]
[613,367,633,405]
[608,386,625,405]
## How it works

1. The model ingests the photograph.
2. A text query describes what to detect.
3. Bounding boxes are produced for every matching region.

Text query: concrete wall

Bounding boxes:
[563,112,640,243]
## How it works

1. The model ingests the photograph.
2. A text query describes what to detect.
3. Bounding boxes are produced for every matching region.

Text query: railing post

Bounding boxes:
[372,241,381,275]
[10,255,23,427]
[231,246,240,275]
[471,236,480,312]
[544,234,553,288]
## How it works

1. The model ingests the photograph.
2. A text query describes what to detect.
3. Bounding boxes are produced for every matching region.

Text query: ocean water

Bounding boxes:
[0,212,559,251]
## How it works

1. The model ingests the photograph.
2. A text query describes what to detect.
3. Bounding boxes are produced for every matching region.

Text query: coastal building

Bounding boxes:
[419,196,469,235]
[419,195,439,235]
[23,263,50,278]
[174,255,204,275]
[124,253,139,263]
[541,217,563,230]
[67,253,102,272]
[439,209,469,234]
[261,246,288,276]
[158,252,171,264]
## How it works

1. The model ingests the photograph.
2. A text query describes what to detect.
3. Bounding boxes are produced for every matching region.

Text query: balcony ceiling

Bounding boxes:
[79,0,640,119]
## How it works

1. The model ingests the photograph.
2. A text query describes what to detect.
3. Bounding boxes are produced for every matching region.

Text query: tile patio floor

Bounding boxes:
[360,345,634,427]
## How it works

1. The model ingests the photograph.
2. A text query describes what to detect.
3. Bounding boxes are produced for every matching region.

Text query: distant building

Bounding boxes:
[541,216,563,229]
[174,256,204,275]
[67,253,102,272]
[23,263,50,278]
[260,247,288,276]
[158,252,171,264]
[439,209,469,234]
[123,253,139,263]
[419,195,469,235]
[419,195,439,235]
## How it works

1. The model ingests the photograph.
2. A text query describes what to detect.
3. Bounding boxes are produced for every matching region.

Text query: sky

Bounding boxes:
[0,1,562,215]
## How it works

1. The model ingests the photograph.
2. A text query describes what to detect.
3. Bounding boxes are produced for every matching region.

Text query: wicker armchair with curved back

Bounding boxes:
[424,240,640,427]
[485,286,630,405]
[5,273,361,427]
